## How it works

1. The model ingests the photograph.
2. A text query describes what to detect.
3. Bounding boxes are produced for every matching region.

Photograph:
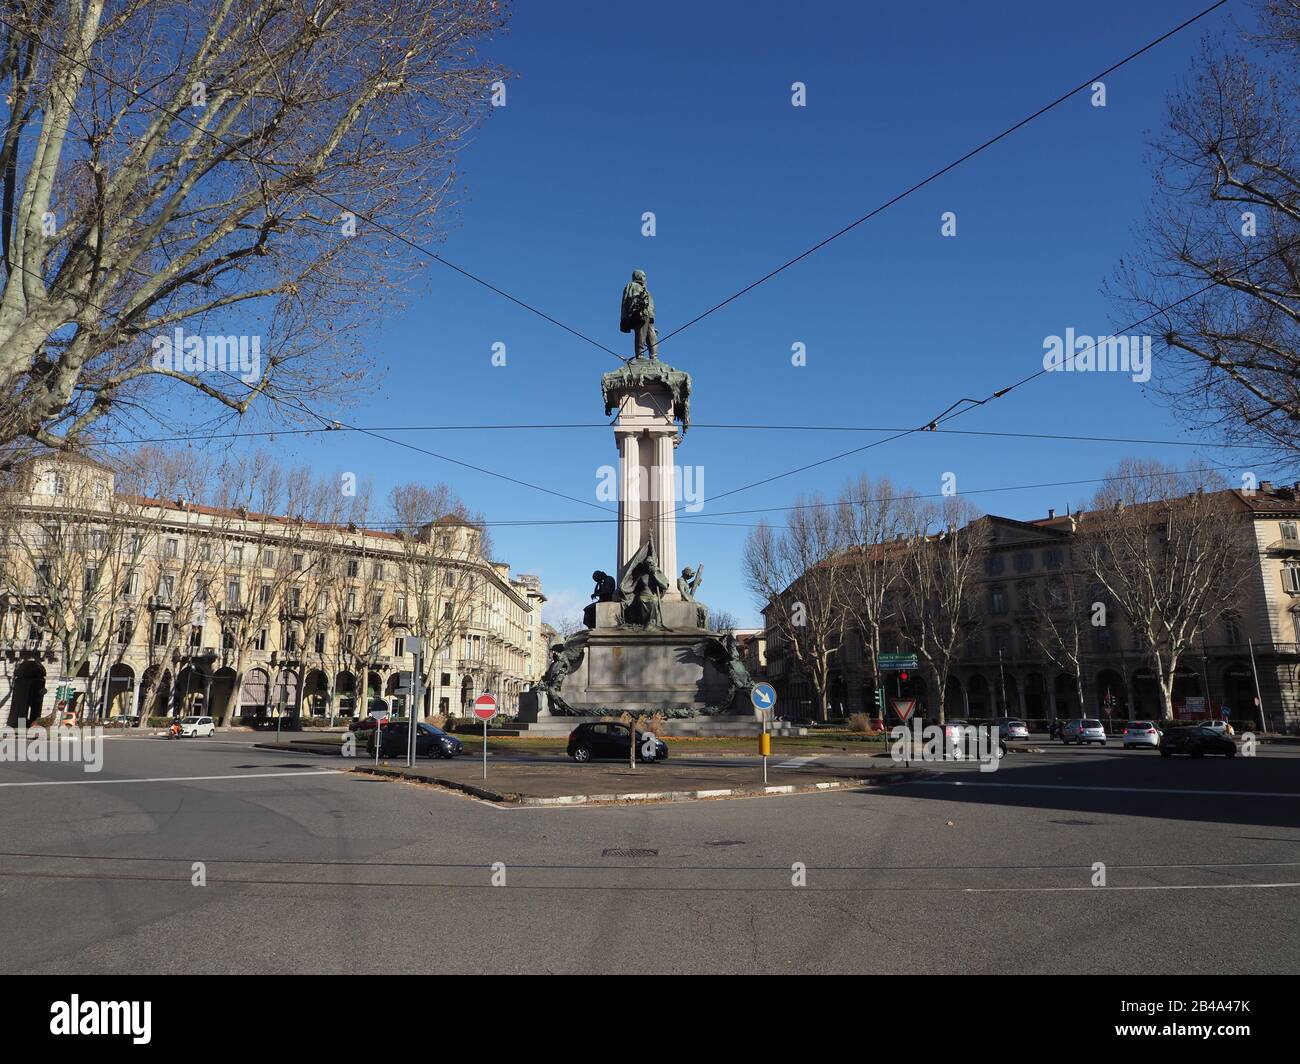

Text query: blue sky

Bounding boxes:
[203,0,1264,627]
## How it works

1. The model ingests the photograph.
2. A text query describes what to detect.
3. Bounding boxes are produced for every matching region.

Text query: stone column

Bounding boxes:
[653,430,678,597]
[616,430,642,576]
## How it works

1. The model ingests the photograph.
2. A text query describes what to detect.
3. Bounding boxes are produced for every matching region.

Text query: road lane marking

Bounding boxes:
[964,882,1300,892]
[914,780,1300,799]
[774,756,816,769]
[0,770,344,788]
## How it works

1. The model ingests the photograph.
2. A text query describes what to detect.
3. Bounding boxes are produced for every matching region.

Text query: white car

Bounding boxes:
[1199,720,1236,737]
[178,715,216,737]
[1122,720,1161,749]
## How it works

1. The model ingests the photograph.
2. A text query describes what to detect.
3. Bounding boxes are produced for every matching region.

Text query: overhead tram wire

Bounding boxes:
[650,0,1232,354]
[0,15,624,365]
[0,253,615,516]
[0,2,1228,372]
[0,2,1243,518]
[114,457,1277,534]
[681,234,1300,516]
[93,421,1265,451]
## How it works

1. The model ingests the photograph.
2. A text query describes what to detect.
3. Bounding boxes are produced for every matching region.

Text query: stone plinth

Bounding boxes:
[558,626,729,713]
[583,599,708,631]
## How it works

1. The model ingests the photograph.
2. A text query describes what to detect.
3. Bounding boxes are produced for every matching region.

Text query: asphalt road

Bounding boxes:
[1,733,1297,973]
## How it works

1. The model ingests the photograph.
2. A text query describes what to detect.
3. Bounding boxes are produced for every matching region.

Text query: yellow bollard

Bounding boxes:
[759,732,771,757]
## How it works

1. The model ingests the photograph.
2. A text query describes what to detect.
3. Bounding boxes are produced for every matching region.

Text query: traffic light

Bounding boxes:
[873,687,884,713]
[899,671,909,683]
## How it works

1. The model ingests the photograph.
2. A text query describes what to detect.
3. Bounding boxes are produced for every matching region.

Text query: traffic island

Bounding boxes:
[349,755,929,806]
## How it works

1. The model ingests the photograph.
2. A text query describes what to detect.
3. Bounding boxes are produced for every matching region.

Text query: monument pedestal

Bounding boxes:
[558,623,729,713]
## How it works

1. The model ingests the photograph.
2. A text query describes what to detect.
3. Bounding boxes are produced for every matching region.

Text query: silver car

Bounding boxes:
[1061,718,1107,745]
[997,718,1030,741]
[1122,720,1161,749]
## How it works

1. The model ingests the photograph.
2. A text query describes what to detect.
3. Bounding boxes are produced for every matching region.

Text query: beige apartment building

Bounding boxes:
[0,453,547,725]
[763,483,1300,732]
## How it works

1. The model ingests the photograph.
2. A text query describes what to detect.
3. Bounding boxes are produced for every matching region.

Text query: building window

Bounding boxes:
[230,546,243,565]
[346,559,359,578]
[396,597,408,619]
[1283,565,1300,594]
[986,554,1004,576]
[125,570,141,597]
[159,574,175,601]
[314,632,326,654]
[989,586,1008,616]
[371,593,383,617]
[1042,548,1063,570]
[153,620,170,646]
[1224,616,1242,646]
[222,628,235,650]
[254,629,268,651]
[261,549,275,567]
[1092,627,1113,652]
[1282,521,1299,543]
[394,637,406,657]
[83,566,98,592]
[227,579,241,605]
[82,616,95,643]
[290,587,302,610]
[94,481,106,500]
[165,538,179,558]
[189,625,202,648]
[259,582,272,605]
[347,591,357,613]
[284,628,298,653]
[292,553,304,571]
[373,562,384,581]
[198,543,212,561]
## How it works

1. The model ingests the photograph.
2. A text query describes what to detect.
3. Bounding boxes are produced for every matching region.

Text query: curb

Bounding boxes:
[351,765,927,806]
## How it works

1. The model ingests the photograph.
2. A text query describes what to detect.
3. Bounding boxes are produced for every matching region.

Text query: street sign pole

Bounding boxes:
[751,684,777,784]
[405,639,426,768]
[473,693,496,779]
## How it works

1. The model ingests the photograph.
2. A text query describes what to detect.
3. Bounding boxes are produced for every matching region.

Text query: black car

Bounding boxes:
[1159,725,1237,758]
[367,721,463,759]
[567,722,668,762]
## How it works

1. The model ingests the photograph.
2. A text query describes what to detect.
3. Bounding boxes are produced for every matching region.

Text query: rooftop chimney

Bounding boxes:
[1260,481,1274,492]
[1047,508,1056,519]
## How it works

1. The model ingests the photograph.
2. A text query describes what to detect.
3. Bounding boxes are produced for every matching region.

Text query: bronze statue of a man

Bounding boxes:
[619,269,658,361]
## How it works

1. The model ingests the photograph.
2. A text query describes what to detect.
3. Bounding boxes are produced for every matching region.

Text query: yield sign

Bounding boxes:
[891,699,917,723]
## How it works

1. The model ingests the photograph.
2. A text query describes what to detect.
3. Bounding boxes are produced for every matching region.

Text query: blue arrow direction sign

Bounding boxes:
[751,683,777,711]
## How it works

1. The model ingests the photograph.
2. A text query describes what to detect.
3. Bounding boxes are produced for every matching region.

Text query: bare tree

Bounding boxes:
[1113,1,1300,459]
[1025,567,1090,720]
[895,498,988,724]
[0,1,509,454]
[1082,460,1254,722]
[208,453,316,724]
[389,482,487,720]
[837,476,925,706]
[706,608,738,636]
[744,496,847,722]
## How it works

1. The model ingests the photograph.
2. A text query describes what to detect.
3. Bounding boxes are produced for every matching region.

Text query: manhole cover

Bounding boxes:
[601,848,658,858]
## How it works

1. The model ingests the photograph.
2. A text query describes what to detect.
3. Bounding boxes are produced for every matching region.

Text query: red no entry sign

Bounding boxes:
[473,694,497,721]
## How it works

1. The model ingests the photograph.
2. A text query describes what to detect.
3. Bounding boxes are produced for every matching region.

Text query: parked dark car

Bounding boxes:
[367,721,462,759]
[567,722,667,762]
[1159,725,1237,758]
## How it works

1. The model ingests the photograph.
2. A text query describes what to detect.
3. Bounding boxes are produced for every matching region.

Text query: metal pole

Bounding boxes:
[482,718,488,780]
[1247,638,1267,733]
